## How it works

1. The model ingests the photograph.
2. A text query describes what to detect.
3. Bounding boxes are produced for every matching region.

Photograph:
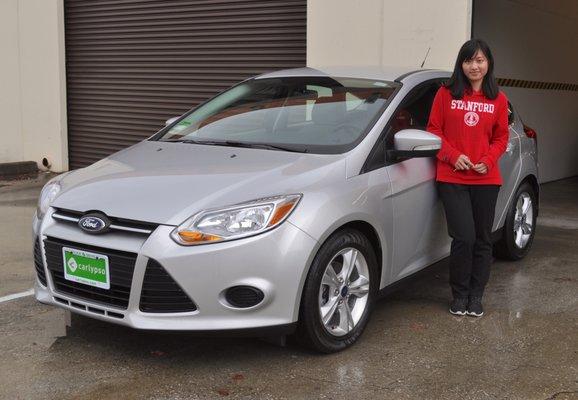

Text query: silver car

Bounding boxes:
[33,67,539,352]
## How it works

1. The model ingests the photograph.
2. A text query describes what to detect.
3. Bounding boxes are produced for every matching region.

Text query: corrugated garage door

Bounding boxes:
[64,0,307,169]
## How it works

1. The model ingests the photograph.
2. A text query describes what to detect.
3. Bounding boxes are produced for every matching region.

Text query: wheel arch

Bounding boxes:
[293,218,385,321]
[338,220,383,281]
[521,173,540,216]
[493,173,539,260]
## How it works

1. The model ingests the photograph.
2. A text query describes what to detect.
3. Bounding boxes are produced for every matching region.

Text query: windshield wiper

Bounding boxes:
[168,139,308,153]
[167,139,209,145]
[220,140,308,153]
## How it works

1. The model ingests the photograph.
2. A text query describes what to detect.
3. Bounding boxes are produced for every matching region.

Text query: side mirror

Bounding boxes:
[165,116,180,126]
[387,129,441,161]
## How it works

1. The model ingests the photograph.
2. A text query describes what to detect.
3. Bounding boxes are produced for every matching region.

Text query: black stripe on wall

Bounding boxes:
[497,78,578,91]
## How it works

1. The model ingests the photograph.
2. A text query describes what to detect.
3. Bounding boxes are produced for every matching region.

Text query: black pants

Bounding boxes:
[438,182,500,299]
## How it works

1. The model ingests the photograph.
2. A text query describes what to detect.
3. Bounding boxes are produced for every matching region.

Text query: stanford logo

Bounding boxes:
[464,111,480,127]
[78,214,110,234]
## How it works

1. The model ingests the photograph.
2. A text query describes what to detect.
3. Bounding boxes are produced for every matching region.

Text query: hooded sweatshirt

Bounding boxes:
[426,86,509,185]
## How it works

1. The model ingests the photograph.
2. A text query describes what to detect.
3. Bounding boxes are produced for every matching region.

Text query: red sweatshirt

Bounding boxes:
[426,86,509,185]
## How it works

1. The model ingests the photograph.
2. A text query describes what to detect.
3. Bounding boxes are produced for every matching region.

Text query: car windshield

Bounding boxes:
[153,76,400,154]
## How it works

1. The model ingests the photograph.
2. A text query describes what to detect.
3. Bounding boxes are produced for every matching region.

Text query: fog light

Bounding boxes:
[225,286,264,308]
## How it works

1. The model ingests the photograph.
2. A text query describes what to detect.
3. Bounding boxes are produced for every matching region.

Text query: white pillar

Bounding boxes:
[19,0,68,172]
[0,0,24,164]
[0,0,68,172]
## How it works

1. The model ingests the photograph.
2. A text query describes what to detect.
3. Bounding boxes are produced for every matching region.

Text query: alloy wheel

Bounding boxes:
[318,247,370,337]
[513,192,533,249]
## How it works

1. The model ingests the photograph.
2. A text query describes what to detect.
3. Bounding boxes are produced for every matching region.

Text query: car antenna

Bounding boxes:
[420,47,431,68]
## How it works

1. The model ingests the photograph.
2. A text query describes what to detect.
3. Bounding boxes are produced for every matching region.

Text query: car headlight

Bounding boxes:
[171,194,302,245]
[37,180,62,220]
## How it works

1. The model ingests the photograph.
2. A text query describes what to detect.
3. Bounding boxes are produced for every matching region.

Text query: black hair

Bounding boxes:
[445,39,499,100]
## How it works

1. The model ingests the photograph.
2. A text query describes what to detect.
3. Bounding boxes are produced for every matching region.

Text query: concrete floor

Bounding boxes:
[0,173,54,297]
[0,175,576,400]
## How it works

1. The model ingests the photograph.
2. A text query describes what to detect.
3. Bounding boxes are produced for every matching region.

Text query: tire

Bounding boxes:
[296,228,378,353]
[494,181,537,260]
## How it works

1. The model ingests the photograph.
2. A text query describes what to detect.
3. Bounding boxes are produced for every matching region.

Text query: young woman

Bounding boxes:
[427,39,509,317]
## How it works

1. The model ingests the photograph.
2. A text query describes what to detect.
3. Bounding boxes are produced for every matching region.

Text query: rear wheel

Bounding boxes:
[494,182,537,260]
[296,229,378,353]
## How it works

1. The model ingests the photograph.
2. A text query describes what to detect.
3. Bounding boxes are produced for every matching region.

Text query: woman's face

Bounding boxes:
[462,49,489,85]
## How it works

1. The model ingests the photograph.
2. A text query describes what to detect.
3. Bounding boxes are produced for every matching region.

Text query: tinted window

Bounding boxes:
[362,80,445,172]
[507,101,515,125]
[389,81,443,136]
[385,80,445,152]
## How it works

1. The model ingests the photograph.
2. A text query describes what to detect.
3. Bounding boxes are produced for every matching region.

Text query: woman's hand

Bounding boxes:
[472,163,488,174]
[454,154,474,171]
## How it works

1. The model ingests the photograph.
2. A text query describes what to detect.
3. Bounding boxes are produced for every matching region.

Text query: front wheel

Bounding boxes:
[494,181,537,260]
[296,229,378,353]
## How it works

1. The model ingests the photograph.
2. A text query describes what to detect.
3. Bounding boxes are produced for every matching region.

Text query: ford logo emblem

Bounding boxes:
[78,213,110,234]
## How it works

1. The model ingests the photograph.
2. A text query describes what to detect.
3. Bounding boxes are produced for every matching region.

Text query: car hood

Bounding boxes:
[53,141,345,226]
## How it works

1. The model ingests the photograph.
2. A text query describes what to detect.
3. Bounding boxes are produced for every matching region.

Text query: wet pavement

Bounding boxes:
[0,173,54,297]
[0,175,576,400]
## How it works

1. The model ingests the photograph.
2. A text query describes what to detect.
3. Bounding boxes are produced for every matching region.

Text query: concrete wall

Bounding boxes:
[473,0,578,183]
[307,0,472,70]
[0,1,23,164]
[0,0,68,172]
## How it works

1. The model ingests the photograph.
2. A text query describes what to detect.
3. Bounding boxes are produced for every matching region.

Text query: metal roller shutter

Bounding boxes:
[64,0,307,169]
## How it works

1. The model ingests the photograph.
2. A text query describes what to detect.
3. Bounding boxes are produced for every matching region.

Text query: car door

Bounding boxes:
[494,101,523,229]
[384,79,451,282]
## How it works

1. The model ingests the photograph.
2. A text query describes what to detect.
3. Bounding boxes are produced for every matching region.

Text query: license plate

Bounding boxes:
[62,247,110,289]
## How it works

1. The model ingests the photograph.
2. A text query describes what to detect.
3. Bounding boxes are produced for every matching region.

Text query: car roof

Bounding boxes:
[255,66,451,83]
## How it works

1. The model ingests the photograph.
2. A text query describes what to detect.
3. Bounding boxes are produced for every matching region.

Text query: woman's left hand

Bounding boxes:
[473,163,488,174]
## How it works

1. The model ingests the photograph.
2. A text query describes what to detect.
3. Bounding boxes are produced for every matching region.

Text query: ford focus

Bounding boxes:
[33,67,539,352]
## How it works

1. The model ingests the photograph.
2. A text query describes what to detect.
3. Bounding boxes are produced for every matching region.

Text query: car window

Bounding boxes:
[361,79,445,173]
[507,101,515,125]
[390,81,443,135]
[153,77,400,154]
[288,84,332,124]
[385,80,445,151]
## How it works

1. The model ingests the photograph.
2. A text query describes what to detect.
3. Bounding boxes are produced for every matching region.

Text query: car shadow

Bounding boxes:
[47,256,454,360]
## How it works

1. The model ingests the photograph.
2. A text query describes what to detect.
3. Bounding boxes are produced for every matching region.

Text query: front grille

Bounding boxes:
[140,259,197,313]
[52,208,158,235]
[53,296,124,319]
[33,239,47,286]
[44,237,137,309]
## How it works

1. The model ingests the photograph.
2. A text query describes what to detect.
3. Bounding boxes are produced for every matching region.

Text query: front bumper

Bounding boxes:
[33,209,318,332]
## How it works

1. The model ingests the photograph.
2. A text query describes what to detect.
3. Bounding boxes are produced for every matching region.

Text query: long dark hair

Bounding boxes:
[445,39,499,100]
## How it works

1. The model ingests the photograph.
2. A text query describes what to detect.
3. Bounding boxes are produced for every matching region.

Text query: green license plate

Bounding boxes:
[62,247,110,289]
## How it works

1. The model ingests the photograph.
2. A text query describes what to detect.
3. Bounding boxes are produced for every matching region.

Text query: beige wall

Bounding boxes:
[307,0,472,70]
[0,1,23,164]
[0,0,68,172]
